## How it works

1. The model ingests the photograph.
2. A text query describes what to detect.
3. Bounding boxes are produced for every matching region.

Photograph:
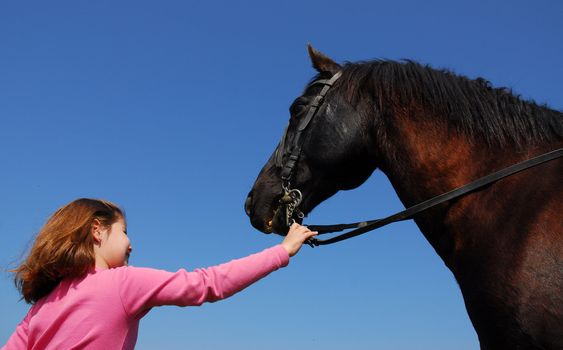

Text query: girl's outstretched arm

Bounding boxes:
[118,224,317,318]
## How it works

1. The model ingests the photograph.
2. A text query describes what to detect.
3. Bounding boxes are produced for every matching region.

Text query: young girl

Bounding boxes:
[2,198,317,349]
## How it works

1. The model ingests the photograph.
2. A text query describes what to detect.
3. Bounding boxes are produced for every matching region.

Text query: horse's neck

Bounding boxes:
[378,110,487,206]
[378,108,554,206]
[373,110,490,263]
[373,105,559,264]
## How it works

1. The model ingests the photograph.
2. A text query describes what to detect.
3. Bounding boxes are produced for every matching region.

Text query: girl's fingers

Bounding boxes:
[289,223,317,242]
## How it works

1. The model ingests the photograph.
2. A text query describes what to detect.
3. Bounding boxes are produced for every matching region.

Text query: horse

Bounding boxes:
[244,45,563,349]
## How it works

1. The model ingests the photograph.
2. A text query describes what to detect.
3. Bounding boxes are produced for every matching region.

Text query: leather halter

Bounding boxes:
[275,70,563,247]
[276,71,343,182]
[274,71,343,228]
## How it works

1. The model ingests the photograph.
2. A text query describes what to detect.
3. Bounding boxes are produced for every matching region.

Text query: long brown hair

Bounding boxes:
[13,198,124,304]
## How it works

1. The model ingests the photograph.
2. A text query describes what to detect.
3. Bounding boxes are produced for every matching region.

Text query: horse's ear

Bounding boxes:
[307,44,341,74]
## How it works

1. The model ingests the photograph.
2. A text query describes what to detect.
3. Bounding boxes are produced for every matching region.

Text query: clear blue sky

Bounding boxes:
[1,1,561,349]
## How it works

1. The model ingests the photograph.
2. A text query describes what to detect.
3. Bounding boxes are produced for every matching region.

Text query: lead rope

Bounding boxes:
[304,147,563,247]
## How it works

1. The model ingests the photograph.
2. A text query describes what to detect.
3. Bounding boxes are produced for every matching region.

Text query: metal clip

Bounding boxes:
[280,185,303,228]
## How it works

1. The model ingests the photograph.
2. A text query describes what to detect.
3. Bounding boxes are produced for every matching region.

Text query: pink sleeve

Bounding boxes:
[2,311,30,350]
[118,245,289,318]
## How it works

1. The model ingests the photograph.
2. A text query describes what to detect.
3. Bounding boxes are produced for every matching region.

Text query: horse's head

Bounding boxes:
[245,45,379,235]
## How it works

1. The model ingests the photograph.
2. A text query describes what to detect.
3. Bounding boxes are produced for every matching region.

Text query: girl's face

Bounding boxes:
[96,218,132,268]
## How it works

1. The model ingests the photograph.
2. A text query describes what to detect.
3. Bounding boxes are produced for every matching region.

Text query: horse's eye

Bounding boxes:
[290,104,307,117]
[289,97,309,118]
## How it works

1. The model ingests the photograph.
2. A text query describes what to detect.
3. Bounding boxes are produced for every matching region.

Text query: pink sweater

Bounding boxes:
[2,245,289,350]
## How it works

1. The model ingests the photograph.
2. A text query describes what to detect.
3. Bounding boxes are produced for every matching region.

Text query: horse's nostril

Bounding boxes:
[244,195,253,216]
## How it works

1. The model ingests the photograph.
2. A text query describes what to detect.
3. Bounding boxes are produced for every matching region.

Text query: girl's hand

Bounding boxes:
[281,223,318,257]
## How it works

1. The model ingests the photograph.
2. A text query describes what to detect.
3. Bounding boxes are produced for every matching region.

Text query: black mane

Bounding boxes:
[336,60,563,147]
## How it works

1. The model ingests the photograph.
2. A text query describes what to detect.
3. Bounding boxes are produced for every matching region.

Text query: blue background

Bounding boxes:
[1,1,561,349]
